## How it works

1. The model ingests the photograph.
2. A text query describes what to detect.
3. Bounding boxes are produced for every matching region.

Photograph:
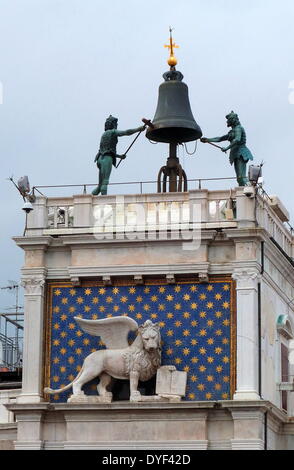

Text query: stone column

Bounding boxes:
[17,276,46,403]
[232,269,261,400]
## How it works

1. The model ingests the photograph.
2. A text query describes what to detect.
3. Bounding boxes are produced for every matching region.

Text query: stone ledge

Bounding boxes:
[0,439,15,450]
[231,438,264,450]
[5,398,280,413]
[0,423,17,429]
[0,423,17,446]
[6,400,294,450]
[6,400,289,426]
[61,440,208,450]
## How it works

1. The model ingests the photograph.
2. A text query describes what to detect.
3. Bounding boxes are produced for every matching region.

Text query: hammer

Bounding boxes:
[142,118,154,129]
[116,118,154,168]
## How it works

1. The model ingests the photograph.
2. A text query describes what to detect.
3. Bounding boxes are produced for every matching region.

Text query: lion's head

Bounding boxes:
[139,320,161,353]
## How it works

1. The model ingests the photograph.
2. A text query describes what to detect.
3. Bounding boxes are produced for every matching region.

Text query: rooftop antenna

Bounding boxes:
[1,281,22,317]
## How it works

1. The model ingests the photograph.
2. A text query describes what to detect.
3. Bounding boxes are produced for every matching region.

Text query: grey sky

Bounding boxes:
[1,0,294,310]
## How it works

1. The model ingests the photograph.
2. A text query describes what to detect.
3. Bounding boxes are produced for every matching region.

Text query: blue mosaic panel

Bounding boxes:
[46,281,234,402]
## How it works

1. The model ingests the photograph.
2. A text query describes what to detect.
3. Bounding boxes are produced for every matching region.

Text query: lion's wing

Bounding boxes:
[74,316,138,349]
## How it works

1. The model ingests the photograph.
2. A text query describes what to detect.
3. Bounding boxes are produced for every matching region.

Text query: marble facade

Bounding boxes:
[1,187,294,449]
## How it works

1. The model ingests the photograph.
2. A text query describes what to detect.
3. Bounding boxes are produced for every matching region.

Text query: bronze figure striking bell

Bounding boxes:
[146,77,202,143]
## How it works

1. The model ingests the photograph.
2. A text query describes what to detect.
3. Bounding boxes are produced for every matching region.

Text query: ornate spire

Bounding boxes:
[163,27,183,82]
[164,27,179,68]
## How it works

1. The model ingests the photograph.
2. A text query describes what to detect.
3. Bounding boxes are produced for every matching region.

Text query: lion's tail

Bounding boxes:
[44,367,83,395]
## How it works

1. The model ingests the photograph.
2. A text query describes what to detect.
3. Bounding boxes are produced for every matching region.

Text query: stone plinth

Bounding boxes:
[6,400,292,450]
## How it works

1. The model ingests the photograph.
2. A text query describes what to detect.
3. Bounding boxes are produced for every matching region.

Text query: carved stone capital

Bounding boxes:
[232,269,261,289]
[21,277,45,295]
[232,269,260,282]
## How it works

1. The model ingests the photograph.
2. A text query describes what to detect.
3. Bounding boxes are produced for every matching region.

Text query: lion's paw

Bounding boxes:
[130,391,142,402]
[72,390,85,396]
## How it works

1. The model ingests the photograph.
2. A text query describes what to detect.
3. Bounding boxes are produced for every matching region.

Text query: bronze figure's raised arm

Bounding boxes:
[201,111,254,186]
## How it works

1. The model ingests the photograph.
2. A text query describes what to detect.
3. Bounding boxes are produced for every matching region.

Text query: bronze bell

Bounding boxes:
[146,29,203,192]
[146,69,202,144]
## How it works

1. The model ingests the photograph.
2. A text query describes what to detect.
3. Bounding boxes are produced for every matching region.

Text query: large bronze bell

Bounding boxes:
[146,74,202,144]
[146,68,202,192]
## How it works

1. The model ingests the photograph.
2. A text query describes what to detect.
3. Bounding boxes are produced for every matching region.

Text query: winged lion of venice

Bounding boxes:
[44,316,162,402]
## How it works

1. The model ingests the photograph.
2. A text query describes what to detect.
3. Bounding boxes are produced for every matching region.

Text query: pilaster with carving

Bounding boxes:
[17,276,46,403]
[232,269,261,400]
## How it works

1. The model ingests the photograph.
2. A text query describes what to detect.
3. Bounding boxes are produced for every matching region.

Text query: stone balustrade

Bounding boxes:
[24,188,293,255]
[256,195,293,258]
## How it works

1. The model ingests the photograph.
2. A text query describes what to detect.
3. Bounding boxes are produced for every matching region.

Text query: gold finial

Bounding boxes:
[164,26,179,67]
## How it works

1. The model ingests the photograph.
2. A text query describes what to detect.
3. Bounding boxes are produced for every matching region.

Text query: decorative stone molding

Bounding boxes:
[231,439,264,450]
[13,235,52,249]
[102,276,112,286]
[70,276,81,287]
[232,269,260,282]
[229,409,265,420]
[60,441,209,450]
[20,277,45,296]
[232,269,261,289]
[67,263,212,279]
[198,272,209,283]
[166,274,175,284]
[134,275,144,285]
[208,440,232,450]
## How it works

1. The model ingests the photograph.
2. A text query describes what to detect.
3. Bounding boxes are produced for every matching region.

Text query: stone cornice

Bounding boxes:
[13,236,53,250]
[21,267,48,277]
[226,227,294,286]
[67,263,211,281]
[46,261,258,280]
[58,230,217,247]
[224,226,267,241]
[6,399,288,424]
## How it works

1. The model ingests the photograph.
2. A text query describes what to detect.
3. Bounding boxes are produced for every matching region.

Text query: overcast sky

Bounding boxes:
[1,0,294,311]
